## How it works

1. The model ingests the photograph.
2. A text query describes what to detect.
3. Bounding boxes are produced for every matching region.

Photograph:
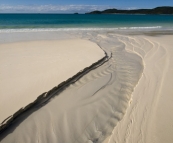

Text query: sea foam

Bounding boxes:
[0,26,163,33]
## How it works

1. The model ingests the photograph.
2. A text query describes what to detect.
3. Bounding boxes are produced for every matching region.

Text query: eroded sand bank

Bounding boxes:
[0,39,105,123]
[0,31,143,142]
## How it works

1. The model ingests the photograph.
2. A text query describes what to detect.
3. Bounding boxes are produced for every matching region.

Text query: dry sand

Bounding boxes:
[0,39,105,123]
[0,31,173,143]
[107,35,173,143]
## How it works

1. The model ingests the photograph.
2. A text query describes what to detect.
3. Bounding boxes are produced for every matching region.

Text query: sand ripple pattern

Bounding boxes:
[0,32,143,143]
[108,35,168,143]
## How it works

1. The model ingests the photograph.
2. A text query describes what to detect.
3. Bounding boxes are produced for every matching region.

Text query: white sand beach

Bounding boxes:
[0,31,173,143]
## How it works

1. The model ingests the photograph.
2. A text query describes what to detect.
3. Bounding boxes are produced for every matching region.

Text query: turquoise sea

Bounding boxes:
[0,14,173,31]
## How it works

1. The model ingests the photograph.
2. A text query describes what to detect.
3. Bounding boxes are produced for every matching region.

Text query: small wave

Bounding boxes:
[0,26,164,33]
[120,26,162,29]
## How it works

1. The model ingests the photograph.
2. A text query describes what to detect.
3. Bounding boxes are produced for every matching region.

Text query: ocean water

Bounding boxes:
[0,14,173,32]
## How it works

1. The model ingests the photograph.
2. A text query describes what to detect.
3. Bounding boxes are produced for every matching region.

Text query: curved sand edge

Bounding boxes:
[0,32,144,143]
[0,39,107,133]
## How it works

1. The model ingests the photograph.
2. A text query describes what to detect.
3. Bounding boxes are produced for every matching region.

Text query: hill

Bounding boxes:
[86,6,173,14]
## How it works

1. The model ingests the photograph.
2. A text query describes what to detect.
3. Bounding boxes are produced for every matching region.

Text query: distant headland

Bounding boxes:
[86,6,173,14]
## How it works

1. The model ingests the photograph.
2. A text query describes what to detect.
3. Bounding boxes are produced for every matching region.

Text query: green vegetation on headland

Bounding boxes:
[86,6,173,14]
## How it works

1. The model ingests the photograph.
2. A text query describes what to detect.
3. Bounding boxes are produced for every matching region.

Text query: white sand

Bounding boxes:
[0,32,143,142]
[0,32,173,143]
[107,35,173,143]
[0,39,105,123]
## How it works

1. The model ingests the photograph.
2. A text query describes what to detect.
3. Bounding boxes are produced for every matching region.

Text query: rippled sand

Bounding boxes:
[107,34,173,143]
[0,30,173,143]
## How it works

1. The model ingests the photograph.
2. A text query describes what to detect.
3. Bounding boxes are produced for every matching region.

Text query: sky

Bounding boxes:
[0,0,173,13]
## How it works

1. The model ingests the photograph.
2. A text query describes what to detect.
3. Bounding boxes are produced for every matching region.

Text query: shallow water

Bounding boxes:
[0,14,173,30]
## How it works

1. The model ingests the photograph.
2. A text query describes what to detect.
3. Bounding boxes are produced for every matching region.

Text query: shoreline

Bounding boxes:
[0,27,172,32]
